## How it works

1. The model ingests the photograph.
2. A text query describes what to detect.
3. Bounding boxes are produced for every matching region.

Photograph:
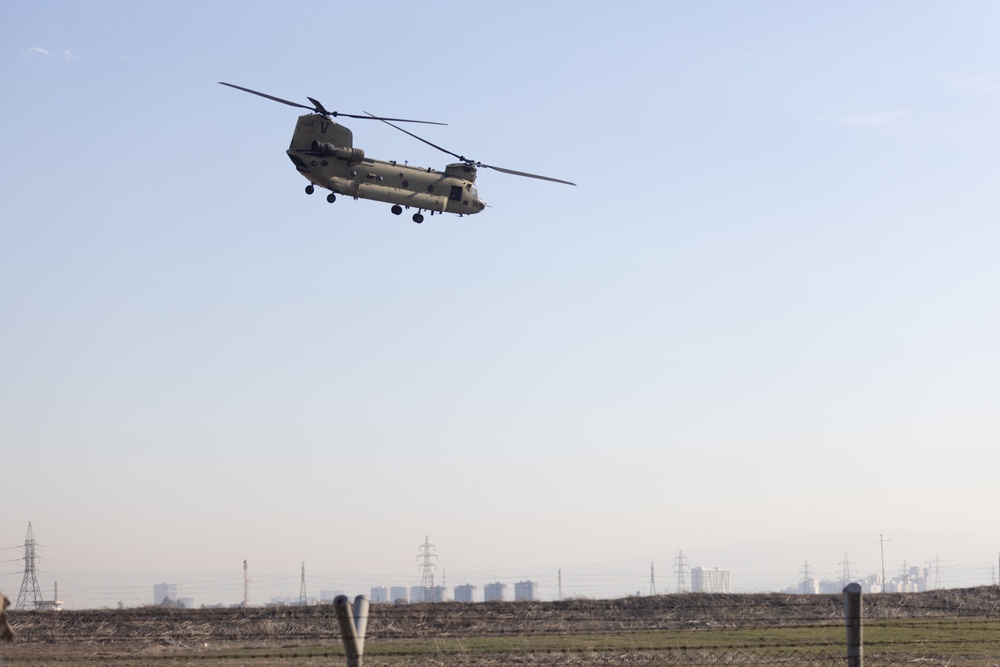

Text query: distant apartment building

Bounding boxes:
[514,580,538,601]
[454,584,477,603]
[390,586,409,604]
[153,583,178,605]
[484,582,507,602]
[370,586,389,603]
[406,585,447,603]
[319,590,345,603]
[690,567,731,594]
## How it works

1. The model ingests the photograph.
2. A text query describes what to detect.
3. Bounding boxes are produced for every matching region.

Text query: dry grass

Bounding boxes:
[3,587,1000,666]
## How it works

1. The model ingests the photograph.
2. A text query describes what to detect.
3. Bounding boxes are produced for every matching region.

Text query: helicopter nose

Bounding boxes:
[478,198,488,210]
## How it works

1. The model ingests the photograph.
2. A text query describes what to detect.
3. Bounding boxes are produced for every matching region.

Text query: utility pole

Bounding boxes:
[649,562,656,596]
[16,522,43,610]
[558,569,563,601]
[674,550,688,593]
[243,560,250,607]
[879,534,891,592]
[299,562,308,606]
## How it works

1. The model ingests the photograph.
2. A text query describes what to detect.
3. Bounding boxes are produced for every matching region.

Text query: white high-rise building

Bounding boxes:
[514,580,538,601]
[370,586,389,603]
[454,584,477,603]
[690,567,731,593]
[484,582,507,602]
[153,583,178,605]
[390,586,409,604]
[319,590,345,603]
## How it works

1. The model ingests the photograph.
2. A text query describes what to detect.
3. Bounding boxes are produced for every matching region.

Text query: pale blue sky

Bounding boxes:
[2,2,998,608]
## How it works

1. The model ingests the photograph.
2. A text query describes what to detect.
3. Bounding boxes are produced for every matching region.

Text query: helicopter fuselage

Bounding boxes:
[286,113,486,217]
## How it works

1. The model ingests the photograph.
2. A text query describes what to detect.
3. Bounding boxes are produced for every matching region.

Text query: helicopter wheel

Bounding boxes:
[412,213,424,224]
[326,193,336,203]
[305,185,314,195]
[391,205,403,216]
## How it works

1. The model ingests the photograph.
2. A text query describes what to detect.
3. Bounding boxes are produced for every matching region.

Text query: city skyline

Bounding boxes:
[3,524,998,609]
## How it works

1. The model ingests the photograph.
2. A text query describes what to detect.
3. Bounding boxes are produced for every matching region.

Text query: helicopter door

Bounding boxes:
[449,185,463,202]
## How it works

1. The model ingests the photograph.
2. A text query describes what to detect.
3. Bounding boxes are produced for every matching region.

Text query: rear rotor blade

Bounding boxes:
[220,82,445,125]
[219,82,315,112]
[329,110,446,125]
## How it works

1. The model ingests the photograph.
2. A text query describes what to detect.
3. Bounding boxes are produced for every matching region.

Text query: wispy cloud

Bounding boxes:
[62,50,79,64]
[952,74,1000,99]
[838,110,909,128]
[22,47,52,58]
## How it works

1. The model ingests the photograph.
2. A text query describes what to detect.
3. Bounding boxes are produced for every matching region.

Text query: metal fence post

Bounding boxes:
[843,583,863,667]
[335,595,368,667]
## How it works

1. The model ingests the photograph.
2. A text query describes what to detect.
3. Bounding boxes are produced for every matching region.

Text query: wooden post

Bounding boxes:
[843,583,863,667]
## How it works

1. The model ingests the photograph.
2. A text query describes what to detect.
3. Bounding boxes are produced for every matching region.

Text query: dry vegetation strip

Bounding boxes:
[3,588,1000,666]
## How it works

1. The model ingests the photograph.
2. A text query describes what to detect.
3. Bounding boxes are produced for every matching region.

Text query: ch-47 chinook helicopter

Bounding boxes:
[220,82,576,223]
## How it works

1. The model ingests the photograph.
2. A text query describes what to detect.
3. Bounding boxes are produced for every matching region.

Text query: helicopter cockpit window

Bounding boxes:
[449,185,463,201]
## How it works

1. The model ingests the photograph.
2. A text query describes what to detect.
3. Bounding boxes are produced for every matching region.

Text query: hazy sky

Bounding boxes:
[2,2,999,609]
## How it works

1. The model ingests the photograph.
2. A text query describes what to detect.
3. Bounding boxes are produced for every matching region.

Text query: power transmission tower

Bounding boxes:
[416,535,437,602]
[16,522,43,610]
[839,551,855,587]
[650,562,656,596]
[673,550,688,593]
[800,560,814,594]
[299,562,307,606]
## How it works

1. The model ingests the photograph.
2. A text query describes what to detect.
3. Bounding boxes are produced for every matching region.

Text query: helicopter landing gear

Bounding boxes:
[391,205,403,216]
[412,213,424,224]
[326,193,336,203]
[305,184,314,195]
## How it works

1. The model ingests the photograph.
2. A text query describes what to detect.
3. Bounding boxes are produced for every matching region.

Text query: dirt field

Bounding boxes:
[3,587,1000,666]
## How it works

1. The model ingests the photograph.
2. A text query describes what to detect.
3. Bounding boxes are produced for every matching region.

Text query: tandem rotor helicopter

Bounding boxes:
[220,82,576,223]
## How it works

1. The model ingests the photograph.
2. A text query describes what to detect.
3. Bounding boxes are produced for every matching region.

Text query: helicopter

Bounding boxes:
[219,82,575,223]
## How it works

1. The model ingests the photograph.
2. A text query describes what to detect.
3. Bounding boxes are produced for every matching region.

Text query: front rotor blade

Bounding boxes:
[364,112,465,159]
[478,163,577,186]
[219,82,316,112]
[365,111,575,186]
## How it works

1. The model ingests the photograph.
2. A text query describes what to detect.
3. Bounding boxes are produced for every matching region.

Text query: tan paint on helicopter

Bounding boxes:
[288,114,484,216]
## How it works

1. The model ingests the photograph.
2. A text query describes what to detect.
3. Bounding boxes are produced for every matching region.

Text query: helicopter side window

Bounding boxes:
[449,185,463,201]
